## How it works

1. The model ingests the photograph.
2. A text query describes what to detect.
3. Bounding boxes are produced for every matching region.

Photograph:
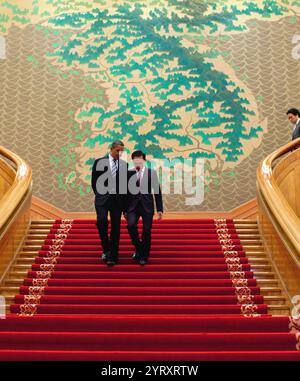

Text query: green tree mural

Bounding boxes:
[1,0,299,200]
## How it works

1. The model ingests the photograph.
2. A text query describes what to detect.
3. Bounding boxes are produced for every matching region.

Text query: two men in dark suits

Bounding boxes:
[91,143,163,266]
[126,150,163,265]
[287,108,300,140]
[91,140,128,266]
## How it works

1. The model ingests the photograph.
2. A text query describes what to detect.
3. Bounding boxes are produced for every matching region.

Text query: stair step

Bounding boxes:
[247,258,269,263]
[27,234,50,239]
[30,219,258,223]
[234,223,257,226]
[260,288,282,296]
[16,258,36,264]
[25,240,46,245]
[256,279,278,285]
[241,245,263,251]
[248,262,273,271]
[29,223,259,228]
[234,226,258,230]
[15,256,271,264]
[11,264,274,271]
[12,265,33,270]
[27,234,263,239]
[268,305,291,315]
[6,268,278,275]
[244,250,265,254]
[17,253,270,261]
[0,286,20,293]
[1,296,14,304]
[0,283,282,293]
[31,220,55,223]
[2,295,288,306]
[23,246,44,251]
[263,295,287,303]
[233,220,257,224]
[5,278,25,285]
[18,251,41,256]
[236,227,258,230]
[239,236,261,240]
[253,272,276,279]
[7,271,33,279]
[236,235,261,240]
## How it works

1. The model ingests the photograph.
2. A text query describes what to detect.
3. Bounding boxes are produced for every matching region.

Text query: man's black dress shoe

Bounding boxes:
[138,258,148,266]
[106,259,116,266]
[102,251,111,261]
[105,254,118,266]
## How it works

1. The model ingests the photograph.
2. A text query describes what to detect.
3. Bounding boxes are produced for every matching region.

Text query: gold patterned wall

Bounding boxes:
[0,1,300,212]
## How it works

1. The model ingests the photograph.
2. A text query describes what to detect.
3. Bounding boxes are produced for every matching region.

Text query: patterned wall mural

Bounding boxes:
[0,0,300,212]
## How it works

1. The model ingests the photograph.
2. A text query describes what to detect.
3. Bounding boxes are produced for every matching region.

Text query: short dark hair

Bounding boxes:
[286,108,300,117]
[111,140,124,149]
[131,150,146,160]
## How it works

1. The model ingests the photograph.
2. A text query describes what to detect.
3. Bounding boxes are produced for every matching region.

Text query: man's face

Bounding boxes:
[133,156,145,170]
[287,113,299,125]
[110,145,124,159]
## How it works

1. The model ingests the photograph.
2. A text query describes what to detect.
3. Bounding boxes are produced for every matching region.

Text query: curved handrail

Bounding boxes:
[257,137,300,267]
[0,146,32,233]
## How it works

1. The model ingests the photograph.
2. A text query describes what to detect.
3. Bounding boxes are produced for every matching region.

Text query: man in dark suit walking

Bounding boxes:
[125,150,163,266]
[287,108,300,140]
[91,140,128,266]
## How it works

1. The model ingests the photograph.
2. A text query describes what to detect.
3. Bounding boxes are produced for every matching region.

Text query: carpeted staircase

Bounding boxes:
[0,218,299,360]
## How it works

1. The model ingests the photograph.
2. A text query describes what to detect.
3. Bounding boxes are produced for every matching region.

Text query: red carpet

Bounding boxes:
[0,218,299,360]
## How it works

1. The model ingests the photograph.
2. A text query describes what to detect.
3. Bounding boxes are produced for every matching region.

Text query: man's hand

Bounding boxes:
[157,211,163,221]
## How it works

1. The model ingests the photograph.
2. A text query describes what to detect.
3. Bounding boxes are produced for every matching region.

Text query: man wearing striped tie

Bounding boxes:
[91,140,128,266]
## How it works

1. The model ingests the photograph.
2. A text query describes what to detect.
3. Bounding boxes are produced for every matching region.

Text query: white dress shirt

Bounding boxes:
[136,165,145,180]
[293,117,300,132]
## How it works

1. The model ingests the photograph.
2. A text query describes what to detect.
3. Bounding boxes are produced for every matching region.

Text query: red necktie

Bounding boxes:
[136,169,142,187]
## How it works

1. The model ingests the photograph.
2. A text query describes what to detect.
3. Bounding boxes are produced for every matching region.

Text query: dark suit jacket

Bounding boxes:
[292,121,300,140]
[91,155,128,210]
[127,167,163,214]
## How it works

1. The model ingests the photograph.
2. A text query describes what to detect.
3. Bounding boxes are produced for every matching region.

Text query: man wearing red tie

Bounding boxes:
[125,150,163,266]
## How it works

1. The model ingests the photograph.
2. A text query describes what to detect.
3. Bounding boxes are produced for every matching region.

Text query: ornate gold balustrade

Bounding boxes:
[257,137,300,306]
[0,146,32,285]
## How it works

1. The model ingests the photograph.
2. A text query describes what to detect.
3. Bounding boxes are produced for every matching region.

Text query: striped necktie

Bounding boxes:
[111,158,118,177]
